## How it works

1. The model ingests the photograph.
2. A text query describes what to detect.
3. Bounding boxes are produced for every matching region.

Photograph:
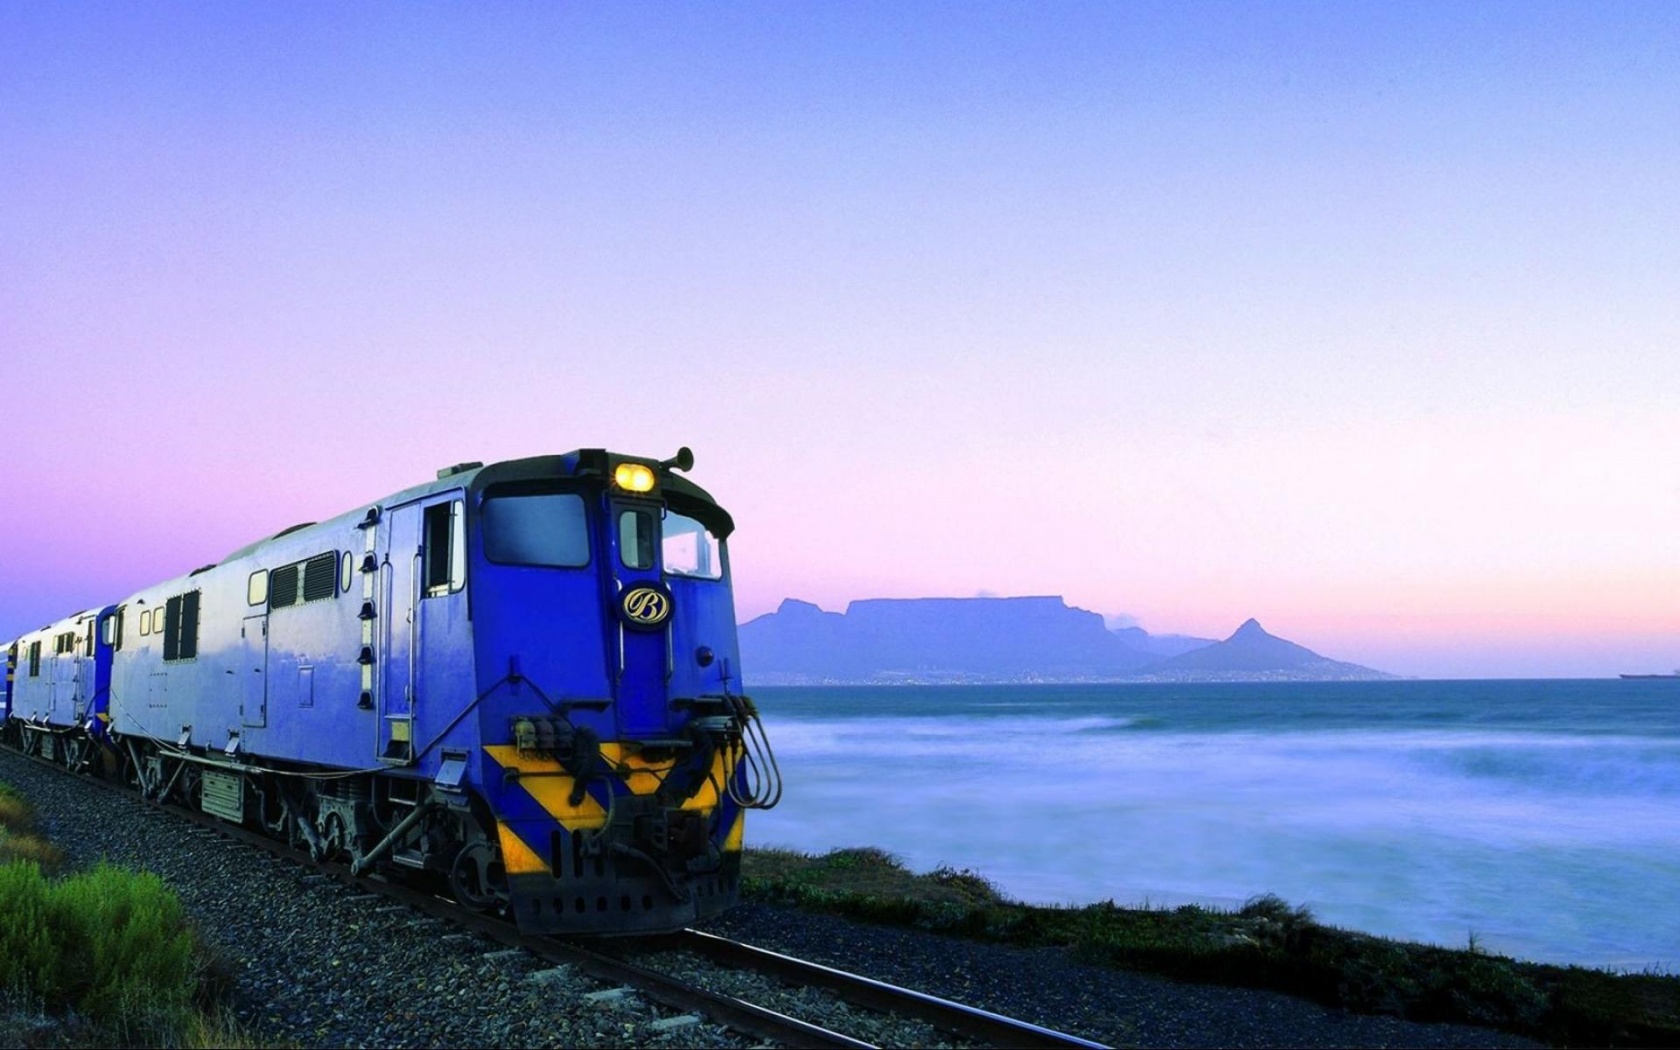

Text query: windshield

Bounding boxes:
[482,492,590,567]
[662,511,723,580]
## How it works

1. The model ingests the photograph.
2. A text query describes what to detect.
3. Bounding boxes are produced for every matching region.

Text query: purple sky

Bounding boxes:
[3,3,1676,678]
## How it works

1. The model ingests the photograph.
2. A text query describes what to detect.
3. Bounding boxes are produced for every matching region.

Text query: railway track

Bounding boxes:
[630,929,1110,1050]
[4,743,1108,1049]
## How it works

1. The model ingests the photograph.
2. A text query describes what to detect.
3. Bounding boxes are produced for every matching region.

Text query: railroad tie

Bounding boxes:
[650,1015,700,1033]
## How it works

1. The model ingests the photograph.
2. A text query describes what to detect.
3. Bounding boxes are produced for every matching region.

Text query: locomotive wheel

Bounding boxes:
[448,841,507,911]
[322,813,348,859]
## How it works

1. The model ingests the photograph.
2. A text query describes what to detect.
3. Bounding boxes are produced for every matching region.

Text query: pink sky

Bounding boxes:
[3,5,1676,678]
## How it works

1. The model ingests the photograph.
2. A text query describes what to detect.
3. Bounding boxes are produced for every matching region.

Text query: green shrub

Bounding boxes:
[49,862,199,1025]
[0,862,59,1005]
[0,859,203,1041]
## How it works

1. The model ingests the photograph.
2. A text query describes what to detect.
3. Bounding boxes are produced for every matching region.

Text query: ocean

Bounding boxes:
[744,680,1679,971]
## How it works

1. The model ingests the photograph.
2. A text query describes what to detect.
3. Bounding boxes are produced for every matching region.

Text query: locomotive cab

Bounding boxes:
[450,449,778,933]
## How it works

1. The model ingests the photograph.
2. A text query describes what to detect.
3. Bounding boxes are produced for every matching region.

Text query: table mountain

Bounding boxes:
[739,600,1392,684]
[740,596,1159,683]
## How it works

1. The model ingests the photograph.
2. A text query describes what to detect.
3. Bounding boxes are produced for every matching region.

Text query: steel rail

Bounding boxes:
[665,928,1111,1050]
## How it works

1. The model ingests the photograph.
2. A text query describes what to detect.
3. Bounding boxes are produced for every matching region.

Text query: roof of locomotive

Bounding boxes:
[12,606,110,644]
[471,451,732,535]
[215,448,731,568]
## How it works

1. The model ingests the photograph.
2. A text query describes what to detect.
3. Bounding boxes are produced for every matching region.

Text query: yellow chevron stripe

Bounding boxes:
[680,747,734,812]
[597,743,677,796]
[495,820,548,875]
[484,742,732,829]
[724,810,745,852]
[484,745,608,831]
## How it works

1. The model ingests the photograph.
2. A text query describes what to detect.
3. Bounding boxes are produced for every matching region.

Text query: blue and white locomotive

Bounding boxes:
[3,448,779,935]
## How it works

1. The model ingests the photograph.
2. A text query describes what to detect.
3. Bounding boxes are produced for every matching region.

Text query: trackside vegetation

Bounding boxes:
[741,845,1680,1048]
[0,782,249,1048]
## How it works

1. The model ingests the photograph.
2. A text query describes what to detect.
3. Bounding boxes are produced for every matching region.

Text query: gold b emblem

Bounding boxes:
[620,585,672,629]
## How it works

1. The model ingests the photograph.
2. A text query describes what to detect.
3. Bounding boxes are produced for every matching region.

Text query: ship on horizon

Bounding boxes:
[1619,669,1680,679]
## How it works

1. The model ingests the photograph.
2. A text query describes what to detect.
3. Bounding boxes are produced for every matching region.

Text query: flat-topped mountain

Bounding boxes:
[1135,618,1393,681]
[741,596,1159,683]
[738,599,1393,684]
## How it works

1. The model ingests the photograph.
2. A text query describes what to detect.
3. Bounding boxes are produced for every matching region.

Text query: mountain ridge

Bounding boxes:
[1131,617,1393,681]
[738,597,1395,684]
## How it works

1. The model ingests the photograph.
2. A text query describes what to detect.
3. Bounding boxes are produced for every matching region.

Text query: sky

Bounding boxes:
[2,2,1676,678]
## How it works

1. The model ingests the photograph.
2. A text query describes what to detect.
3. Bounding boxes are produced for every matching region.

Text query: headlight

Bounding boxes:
[614,463,656,493]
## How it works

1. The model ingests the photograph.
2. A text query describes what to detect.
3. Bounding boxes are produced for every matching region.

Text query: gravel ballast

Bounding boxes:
[1,749,1539,1048]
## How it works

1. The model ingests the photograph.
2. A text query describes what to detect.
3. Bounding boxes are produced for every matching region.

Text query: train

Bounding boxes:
[1,447,780,935]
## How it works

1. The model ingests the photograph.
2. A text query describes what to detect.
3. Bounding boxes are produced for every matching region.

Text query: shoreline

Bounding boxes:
[740,845,1680,1047]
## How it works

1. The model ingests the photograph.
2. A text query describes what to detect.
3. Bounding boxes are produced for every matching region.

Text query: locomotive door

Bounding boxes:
[381,502,421,763]
[70,622,88,722]
[241,615,268,727]
[610,499,672,738]
[381,494,465,764]
[50,641,73,724]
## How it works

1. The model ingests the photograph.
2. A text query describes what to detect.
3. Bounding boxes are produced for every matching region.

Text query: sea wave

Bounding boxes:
[749,681,1680,967]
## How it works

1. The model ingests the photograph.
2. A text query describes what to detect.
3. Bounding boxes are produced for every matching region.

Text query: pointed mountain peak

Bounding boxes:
[777,598,827,615]
[1228,617,1271,641]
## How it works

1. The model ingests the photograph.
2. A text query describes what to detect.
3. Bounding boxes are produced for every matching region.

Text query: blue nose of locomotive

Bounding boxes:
[460,450,776,933]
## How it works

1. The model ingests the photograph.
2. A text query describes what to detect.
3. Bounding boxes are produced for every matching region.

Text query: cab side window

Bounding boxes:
[423,499,466,596]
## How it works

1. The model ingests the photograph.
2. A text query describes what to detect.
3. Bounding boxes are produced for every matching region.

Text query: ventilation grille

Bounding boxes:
[302,552,337,602]
[268,551,341,610]
[270,565,300,609]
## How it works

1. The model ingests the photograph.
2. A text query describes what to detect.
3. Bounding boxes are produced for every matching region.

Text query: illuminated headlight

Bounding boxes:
[614,463,656,493]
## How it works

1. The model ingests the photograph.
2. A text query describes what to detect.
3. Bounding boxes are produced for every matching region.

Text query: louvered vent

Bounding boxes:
[178,590,200,660]
[163,595,182,660]
[270,565,300,608]
[302,552,338,602]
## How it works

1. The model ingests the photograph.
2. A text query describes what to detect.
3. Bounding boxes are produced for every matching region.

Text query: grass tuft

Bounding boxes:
[0,786,36,832]
[0,785,65,874]
[0,833,66,872]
